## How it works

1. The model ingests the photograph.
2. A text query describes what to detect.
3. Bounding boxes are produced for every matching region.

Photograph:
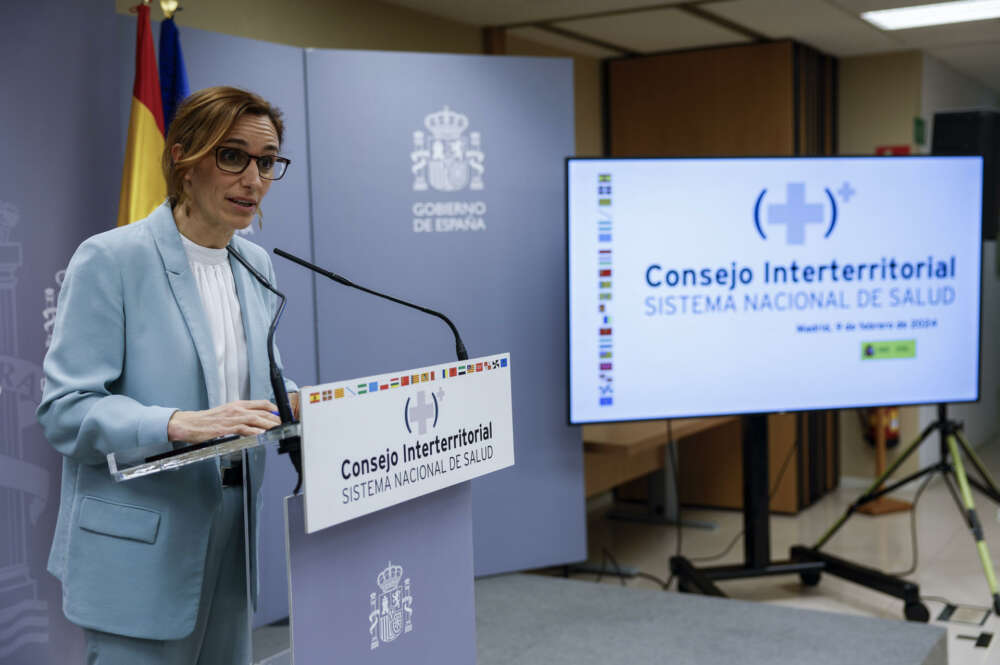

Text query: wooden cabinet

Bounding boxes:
[606,40,836,158]
[675,412,838,514]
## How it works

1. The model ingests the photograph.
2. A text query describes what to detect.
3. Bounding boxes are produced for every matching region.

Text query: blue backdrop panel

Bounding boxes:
[114,18,316,627]
[304,50,585,575]
[0,1,120,662]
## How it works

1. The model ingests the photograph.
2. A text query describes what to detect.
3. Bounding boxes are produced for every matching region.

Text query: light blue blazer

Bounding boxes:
[37,202,294,640]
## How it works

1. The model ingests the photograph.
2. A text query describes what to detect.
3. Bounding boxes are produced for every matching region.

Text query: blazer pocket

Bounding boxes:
[78,496,161,544]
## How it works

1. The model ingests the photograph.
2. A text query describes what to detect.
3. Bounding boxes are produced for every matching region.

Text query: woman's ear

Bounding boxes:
[171,144,192,192]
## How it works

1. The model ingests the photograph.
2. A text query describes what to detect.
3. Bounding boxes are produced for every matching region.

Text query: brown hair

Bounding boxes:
[162,86,285,208]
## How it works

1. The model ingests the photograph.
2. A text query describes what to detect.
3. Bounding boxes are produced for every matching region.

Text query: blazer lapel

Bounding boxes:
[148,203,223,408]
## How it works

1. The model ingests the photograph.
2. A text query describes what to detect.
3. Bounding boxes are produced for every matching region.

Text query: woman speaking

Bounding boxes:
[38,86,296,664]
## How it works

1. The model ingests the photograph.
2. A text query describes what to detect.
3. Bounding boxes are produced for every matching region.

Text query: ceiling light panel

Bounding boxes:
[861,0,1000,30]
[878,13,1000,47]
[831,0,944,11]
[555,7,750,54]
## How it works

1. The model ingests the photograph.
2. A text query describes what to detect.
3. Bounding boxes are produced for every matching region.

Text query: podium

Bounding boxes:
[108,353,515,664]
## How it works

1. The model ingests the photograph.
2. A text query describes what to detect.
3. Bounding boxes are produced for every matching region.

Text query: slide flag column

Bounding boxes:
[117,3,166,227]
[598,172,614,407]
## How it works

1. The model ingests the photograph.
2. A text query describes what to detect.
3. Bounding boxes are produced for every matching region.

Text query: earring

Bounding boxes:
[257,206,263,231]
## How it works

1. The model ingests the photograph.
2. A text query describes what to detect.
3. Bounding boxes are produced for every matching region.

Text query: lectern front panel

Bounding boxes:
[284,484,475,664]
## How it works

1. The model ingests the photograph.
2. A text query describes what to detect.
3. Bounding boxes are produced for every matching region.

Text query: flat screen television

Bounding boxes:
[567,156,984,424]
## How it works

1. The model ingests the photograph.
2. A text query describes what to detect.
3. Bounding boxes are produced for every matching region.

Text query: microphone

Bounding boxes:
[227,246,303,492]
[273,248,469,361]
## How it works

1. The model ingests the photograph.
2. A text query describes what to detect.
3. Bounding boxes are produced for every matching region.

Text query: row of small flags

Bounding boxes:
[598,173,613,407]
[309,358,509,403]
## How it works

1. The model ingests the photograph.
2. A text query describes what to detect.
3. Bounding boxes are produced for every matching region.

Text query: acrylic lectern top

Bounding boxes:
[107,422,301,482]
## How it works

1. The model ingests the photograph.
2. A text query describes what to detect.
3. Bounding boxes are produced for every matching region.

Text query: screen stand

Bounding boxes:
[669,414,823,594]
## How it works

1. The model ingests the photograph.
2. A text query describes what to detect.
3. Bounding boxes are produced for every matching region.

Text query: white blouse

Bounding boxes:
[180,234,250,407]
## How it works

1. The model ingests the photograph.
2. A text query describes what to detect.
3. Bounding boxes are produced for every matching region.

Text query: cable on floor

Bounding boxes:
[604,547,627,587]
[579,547,668,589]
[885,472,934,578]
[881,472,992,612]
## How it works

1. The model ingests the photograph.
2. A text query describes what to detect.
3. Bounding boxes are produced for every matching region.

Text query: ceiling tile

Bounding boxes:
[377,0,690,27]
[704,0,906,56]
[377,0,1000,97]
[508,26,623,57]
[554,7,751,54]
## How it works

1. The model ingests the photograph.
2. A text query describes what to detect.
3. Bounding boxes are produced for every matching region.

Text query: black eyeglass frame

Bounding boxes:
[214,146,291,181]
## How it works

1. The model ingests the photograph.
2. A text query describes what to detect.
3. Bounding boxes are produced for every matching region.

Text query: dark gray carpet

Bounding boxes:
[475,574,947,665]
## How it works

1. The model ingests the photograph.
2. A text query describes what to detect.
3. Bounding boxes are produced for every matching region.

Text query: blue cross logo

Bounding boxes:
[768,183,823,245]
[405,390,439,435]
[753,182,839,243]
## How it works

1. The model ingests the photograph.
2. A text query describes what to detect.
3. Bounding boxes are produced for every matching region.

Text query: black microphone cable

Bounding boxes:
[273,248,469,361]
[227,246,303,493]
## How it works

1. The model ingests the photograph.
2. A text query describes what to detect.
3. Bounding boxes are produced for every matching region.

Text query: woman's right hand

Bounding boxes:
[167,400,282,443]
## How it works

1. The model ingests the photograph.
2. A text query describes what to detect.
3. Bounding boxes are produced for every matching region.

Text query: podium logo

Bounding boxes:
[369,561,413,650]
[753,182,853,245]
[404,389,443,435]
[411,106,484,192]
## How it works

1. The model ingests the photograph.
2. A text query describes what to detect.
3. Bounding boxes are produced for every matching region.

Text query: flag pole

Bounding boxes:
[160,1,182,19]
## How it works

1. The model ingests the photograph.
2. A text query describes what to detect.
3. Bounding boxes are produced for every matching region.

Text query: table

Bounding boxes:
[582,417,739,525]
[582,417,738,497]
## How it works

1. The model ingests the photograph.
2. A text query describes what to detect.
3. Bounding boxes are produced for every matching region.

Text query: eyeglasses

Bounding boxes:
[214,146,290,181]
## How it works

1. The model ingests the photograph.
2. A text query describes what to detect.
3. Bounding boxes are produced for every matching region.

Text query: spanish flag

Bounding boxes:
[117,4,166,227]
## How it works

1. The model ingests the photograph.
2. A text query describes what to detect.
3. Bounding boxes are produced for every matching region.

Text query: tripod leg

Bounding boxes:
[955,431,1000,503]
[967,476,1000,507]
[946,434,1000,615]
[941,473,966,516]
[813,427,929,550]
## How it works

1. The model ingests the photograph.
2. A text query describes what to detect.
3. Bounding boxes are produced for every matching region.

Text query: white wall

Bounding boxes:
[920,53,999,154]
[918,55,1000,464]
[838,53,1000,477]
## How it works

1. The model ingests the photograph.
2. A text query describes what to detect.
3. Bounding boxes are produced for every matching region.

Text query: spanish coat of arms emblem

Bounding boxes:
[369,561,413,650]
[411,106,484,192]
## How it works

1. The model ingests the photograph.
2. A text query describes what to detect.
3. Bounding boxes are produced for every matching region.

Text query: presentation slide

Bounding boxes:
[568,157,983,424]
